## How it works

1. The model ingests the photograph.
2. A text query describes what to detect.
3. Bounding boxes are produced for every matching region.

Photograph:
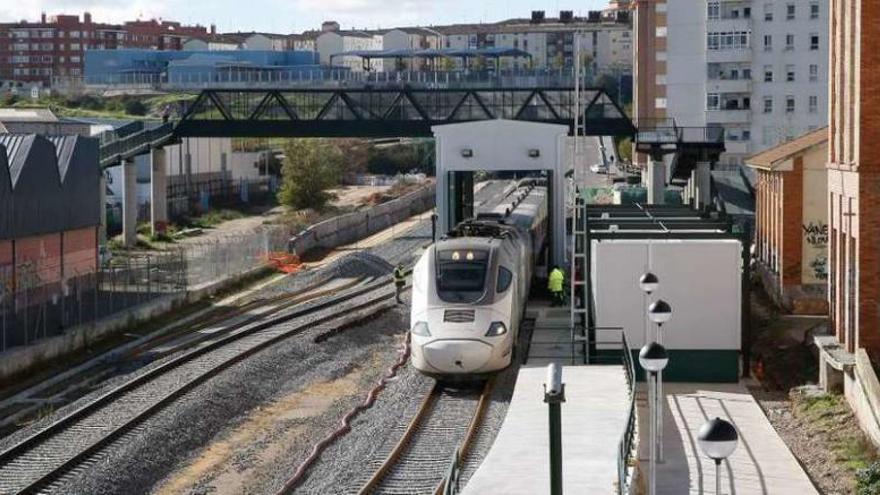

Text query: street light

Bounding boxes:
[639,342,668,495]
[698,417,739,495]
[648,299,673,325]
[647,298,672,463]
[639,272,659,294]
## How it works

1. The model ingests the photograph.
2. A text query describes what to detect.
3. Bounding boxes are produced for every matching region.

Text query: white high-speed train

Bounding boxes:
[409,180,548,377]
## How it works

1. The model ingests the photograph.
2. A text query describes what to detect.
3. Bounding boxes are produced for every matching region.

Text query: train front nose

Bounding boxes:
[421,339,494,373]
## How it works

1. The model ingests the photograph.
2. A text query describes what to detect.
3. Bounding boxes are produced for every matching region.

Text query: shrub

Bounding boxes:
[857,462,880,495]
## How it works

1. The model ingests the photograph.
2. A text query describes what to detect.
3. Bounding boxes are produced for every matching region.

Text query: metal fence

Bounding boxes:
[0,251,186,352]
[182,225,294,288]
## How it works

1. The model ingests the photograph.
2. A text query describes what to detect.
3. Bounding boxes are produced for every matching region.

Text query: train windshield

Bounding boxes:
[436,249,489,303]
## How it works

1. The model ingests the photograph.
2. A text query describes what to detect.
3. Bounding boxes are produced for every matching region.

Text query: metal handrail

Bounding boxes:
[616,330,637,494]
[99,122,175,167]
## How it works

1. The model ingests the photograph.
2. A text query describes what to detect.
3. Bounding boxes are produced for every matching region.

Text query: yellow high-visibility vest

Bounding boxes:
[548,269,564,293]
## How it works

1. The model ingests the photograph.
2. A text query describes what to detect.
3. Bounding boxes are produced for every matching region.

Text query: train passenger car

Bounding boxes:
[409,184,547,377]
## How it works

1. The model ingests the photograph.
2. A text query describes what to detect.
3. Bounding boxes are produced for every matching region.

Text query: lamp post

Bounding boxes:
[647,298,672,462]
[639,342,669,495]
[639,272,659,346]
[698,417,739,495]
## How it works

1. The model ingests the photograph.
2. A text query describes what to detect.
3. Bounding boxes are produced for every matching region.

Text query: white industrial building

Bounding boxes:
[636,0,828,169]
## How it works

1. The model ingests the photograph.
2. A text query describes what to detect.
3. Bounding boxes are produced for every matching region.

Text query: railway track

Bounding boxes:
[356,379,494,495]
[0,276,399,495]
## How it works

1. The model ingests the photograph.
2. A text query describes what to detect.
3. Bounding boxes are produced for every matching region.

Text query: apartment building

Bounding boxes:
[0,12,207,86]
[316,29,383,71]
[634,0,828,169]
[434,12,632,72]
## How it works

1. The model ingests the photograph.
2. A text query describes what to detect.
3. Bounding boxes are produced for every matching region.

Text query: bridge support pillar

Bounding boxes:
[99,171,107,245]
[647,157,666,205]
[694,161,712,210]
[122,158,137,248]
[150,147,168,237]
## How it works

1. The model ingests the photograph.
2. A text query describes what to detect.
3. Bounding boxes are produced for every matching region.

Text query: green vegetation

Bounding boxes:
[794,391,878,472]
[185,208,247,229]
[616,137,632,163]
[278,139,345,210]
[0,92,197,119]
[858,462,880,494]
[368,140,434,175]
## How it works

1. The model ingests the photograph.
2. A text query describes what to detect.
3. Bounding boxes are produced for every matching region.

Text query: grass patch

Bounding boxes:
[793,391,879,473]
[184,209,247,229]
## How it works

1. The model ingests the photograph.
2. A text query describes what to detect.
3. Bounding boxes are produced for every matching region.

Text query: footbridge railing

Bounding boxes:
[99,122,176,168]
[616,330,637,494]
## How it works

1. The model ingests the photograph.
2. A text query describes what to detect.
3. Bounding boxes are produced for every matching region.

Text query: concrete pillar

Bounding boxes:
[688,169,698,206]
[98,171,107,245]
[121,158,137,248]
[150,148,168,237]
[646,157,666,205]
[695,161,712,210]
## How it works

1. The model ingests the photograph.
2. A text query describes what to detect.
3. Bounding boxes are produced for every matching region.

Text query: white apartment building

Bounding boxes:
[635,0,828,168]
[316,30,383,71]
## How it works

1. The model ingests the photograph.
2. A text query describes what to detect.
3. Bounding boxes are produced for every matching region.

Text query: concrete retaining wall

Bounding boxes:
[289,185,435,255]
[844,349,880,447]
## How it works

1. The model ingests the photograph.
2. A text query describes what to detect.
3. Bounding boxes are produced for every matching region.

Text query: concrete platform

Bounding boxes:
[638,383,819,495]
[463,365,630,494]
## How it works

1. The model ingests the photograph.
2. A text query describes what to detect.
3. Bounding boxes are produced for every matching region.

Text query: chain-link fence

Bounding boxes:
[0,250,186,352]
[182,225,294,288]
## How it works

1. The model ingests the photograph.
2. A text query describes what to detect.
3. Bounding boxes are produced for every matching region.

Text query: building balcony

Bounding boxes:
[706,19,752,33]
[723,140,751,155]
[706,109,751,124]
[707,49,751,63]
[706,78,752,93]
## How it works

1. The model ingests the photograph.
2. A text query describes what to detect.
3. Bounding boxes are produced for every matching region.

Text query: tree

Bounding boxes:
[278,139,343,210]
[124,98,148,116]
[335,138,369,183]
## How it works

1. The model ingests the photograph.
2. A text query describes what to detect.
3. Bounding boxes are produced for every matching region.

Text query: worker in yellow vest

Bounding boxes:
[548,265,565,307]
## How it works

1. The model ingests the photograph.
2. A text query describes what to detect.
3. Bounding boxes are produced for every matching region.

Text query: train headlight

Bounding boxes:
[411,321,431,337]
[485,321,507,337]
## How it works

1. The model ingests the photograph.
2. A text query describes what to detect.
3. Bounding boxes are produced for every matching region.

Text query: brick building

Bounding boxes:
[827,0,880,356]
[747,127,828,314]
[0,12,208,87]
[0,134,101,295]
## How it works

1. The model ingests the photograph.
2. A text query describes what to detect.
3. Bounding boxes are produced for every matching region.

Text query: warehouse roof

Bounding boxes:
[745,127,828,171]
[0,107,58,123]
[0,134,100,239]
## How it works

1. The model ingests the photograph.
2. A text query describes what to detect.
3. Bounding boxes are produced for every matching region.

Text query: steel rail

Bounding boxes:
[358,379,494,495]
[0,277,397,495]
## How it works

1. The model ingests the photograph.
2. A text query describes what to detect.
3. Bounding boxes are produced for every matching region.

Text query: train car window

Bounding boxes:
[496,266,513,293]
[436,249,488,302]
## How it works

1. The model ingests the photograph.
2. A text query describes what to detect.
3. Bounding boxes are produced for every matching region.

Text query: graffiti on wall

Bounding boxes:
[802,222,828,247]
[802,221,829,282]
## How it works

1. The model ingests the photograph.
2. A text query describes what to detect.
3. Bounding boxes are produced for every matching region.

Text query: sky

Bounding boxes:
[1,0,611,33]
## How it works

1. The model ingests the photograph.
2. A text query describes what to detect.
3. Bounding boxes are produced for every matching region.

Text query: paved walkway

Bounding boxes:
[463,365,630,494]
[638,383,819,495]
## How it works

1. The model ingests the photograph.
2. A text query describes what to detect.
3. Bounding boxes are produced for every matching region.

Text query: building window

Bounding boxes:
[764,34,772,51]
[809,95,818,113]
[707,93,721,110]
[786,96,796,113]
[787,3,796,20]
[764,96,773,113]
[786,65,795,82]
[809,64,819,82]
[810,2,820,19]
[706,31,751,51]
[708,1,720,20]
[785,34,794,50]
[655,97,667,109]
[70,43,80,50]
[764,3,773,21]
[764,65,773,82]
[762,126,775,146]
[810,34,820,50]
[743,130,751,141]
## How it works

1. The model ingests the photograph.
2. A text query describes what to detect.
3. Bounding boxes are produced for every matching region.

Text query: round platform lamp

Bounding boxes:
[698,417,739,495]
[639,342,668,495]
[648,298,672,462]
[639,272,659,344]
